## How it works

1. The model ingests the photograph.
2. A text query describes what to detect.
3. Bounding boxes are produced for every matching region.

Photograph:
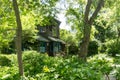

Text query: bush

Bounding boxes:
[22,51,114,80]
[23,51,49,76]
[88,41,98,56]
[0,55,11,66]
[0,51,115,80]
[114,57,120,80]
[106,40,120,56]
[0,54,19,80]
[98,43,107,53]
[68,44,78,55]
[116,68,120,80]
[88,54,114,75]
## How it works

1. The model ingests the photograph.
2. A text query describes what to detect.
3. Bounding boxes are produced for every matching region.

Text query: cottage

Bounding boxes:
[36,19,65,56]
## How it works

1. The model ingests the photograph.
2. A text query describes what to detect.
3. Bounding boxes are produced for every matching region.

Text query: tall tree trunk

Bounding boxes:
[79,0,104,60]
[79,23,91,60]
[12,0,23,76]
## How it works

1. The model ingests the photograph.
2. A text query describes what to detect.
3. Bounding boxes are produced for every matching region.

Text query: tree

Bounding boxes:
[64,0,104,59]
[78,0,104,60]
[12,0,23,76]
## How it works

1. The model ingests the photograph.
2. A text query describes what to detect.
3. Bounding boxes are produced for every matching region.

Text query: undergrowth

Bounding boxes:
[0,51,119,80]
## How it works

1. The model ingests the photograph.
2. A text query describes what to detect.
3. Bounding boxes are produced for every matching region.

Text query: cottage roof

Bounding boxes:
[34,36,49,42]
[47,36,65,44]
[35,35,65,44]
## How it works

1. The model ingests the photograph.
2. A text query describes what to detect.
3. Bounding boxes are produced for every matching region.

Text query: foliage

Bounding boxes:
[60,29,77,44]
[0,0,15,52]
[98,43,107,53]
[116,68,120,80]
[0,66,19,80]
[68,44,78,55]
[93,20,107,42]
[65,0,85,40]
[0,51,117,80]
[0,55,11,66]
[60,29,78,54]
[1,0,120,79]
[113,56,120,80]
[88,54,114,75]
[22,51,105,80]
[0,0,59,53]
[0,54,19,80]
[64,0,120,58]
[106,40,120,56]
[88,40,99,56]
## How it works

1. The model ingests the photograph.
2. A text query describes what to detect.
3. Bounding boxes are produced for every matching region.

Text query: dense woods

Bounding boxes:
[0,0,120,80]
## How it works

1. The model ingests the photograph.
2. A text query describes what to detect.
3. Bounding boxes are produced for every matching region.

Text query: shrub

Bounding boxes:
[98,43,107,53]
[114,57,120,80]
[23,51,112,80]
[0,54,19,80]
[68,44,78,55]
[0,51,115,80]
[88,41,98,56]
[115,67,120,80]
[88,54,114,74]
[0,55,11,66]
[0,66,19,80]
[106,40,120,57]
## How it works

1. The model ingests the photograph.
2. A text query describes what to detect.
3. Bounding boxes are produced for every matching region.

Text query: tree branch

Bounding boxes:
[84,0,92,23]
[89,0,104,25]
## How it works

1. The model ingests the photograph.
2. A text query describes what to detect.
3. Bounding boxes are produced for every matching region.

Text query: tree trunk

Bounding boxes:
[79,23,91,60]
[12,0,23,76]
[79,0,104,61]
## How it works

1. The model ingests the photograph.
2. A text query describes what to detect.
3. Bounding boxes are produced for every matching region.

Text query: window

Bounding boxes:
[40,42,46,53]
[40,27,46,33]
[53,42,59,52]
